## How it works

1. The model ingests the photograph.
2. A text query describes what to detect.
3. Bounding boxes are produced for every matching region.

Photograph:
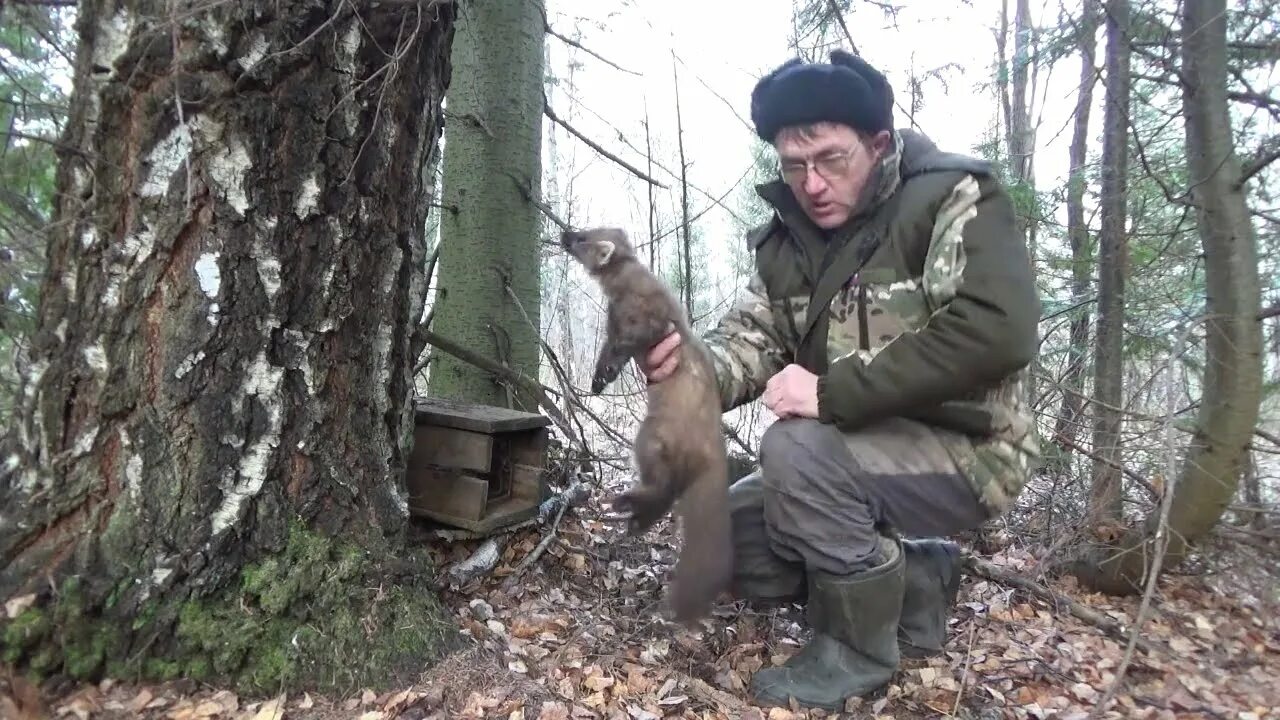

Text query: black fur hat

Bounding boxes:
[750,50,894,143]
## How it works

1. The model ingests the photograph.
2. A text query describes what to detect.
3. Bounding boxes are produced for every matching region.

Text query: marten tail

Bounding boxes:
[666,455,733,624]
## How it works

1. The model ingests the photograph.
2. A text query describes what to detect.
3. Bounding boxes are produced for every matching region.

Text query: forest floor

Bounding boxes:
[9,477,1280,720]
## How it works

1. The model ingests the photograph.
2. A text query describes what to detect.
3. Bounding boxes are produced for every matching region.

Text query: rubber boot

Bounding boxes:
[749,537,905,711]
[897,538,963,659]
[727,472,806,603]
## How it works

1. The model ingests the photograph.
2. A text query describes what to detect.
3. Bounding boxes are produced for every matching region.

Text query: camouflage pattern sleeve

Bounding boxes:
[700,272,793,412]
[816,173,1041,429]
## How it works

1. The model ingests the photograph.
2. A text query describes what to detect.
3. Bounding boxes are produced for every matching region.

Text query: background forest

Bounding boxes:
[0,0,1276,718]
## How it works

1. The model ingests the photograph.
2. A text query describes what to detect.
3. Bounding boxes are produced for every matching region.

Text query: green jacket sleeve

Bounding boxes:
[816,172,1040,429]
[701,272,793,412]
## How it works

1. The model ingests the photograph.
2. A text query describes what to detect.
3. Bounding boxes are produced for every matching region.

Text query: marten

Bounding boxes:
[561,226,732,624]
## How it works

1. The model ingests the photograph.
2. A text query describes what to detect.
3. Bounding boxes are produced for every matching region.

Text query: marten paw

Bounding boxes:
[591,363,622,393]
[610,489,670,535]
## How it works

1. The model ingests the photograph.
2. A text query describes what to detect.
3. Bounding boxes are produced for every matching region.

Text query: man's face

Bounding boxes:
[774,122,890,229]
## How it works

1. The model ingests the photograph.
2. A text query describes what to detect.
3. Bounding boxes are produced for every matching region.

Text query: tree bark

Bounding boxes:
[1074,0,1264,594]
[0,0,460,692]
[1053,0,1099,455]
[428,0,545,410]
[1088,0,1130,525]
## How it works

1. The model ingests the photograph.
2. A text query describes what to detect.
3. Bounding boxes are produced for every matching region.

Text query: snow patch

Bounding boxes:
[140,123,192,198]
[54,319,67,343]
[80,229,97,249]
[210,351,284,536]
[207,302,221,327]
[294,173,321,220]
[4,454,20,473]
[62,269,76,303]
[195,252,221,298]
[151,567,172,586]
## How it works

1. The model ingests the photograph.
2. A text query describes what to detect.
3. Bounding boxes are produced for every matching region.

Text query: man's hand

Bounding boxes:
[639,330,681,383]
[764,364,820,419]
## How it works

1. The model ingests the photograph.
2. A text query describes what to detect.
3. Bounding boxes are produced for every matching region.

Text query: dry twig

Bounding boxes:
[964,555,1162,656]
[543,99,668,188]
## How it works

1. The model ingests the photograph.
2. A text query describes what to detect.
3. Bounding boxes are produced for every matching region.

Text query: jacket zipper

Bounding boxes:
[857,281,869,350]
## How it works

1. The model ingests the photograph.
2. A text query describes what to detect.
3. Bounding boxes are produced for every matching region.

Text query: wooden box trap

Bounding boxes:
[405,397,550,532]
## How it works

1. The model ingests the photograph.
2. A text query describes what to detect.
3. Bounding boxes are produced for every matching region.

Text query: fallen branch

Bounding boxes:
[963,554,1162,656]
[500,482,584,589]
[438,537,507,590]
[433,480,591,590]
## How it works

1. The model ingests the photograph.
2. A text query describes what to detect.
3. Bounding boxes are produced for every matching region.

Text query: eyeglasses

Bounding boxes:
[779,148,857,185]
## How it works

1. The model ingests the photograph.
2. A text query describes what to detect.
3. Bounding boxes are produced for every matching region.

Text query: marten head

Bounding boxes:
[560,227,636,273]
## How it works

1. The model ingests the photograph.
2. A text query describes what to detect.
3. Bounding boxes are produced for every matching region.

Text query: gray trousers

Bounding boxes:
[729,417,989,601]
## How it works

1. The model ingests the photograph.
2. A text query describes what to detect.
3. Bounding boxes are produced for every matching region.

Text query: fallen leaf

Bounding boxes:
[4,593,36,619]
[250,693,286,720]
[128,689,155,713]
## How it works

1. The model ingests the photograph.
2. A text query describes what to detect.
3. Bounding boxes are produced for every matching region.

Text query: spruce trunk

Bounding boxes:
[1088,0,1130,525]
[0,0,460,692]
[1052,0,1097,456]
[1074,0,1263,594]
[428,0,545,410]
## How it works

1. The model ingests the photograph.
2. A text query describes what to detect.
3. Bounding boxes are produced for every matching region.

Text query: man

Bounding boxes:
[639,51,1041,710]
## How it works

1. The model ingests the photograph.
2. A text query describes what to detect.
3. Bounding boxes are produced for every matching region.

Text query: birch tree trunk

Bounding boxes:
[1088,0,1130,525]
[428,0,545,410]
[0,0,459,691]
[1074,0,1263,594]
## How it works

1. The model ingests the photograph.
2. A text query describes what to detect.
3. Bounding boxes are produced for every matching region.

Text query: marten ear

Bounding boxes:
[596,240,616,266]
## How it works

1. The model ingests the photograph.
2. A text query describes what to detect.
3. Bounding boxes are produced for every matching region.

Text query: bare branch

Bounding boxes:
[544,24,639,76]
[824,0,860,55]
[421,329,577,443]
[543,99,669,189]
[1236,137,1280,189]
[505,171,570,232]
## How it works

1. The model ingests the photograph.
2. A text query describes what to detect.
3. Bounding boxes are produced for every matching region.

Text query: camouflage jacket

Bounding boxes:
[703,129,1041,516]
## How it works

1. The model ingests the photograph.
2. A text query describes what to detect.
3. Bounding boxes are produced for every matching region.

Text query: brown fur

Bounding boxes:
[561,227,732,624]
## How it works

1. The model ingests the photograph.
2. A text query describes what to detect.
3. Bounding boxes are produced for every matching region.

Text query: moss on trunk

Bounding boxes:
[3,521,462,695]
